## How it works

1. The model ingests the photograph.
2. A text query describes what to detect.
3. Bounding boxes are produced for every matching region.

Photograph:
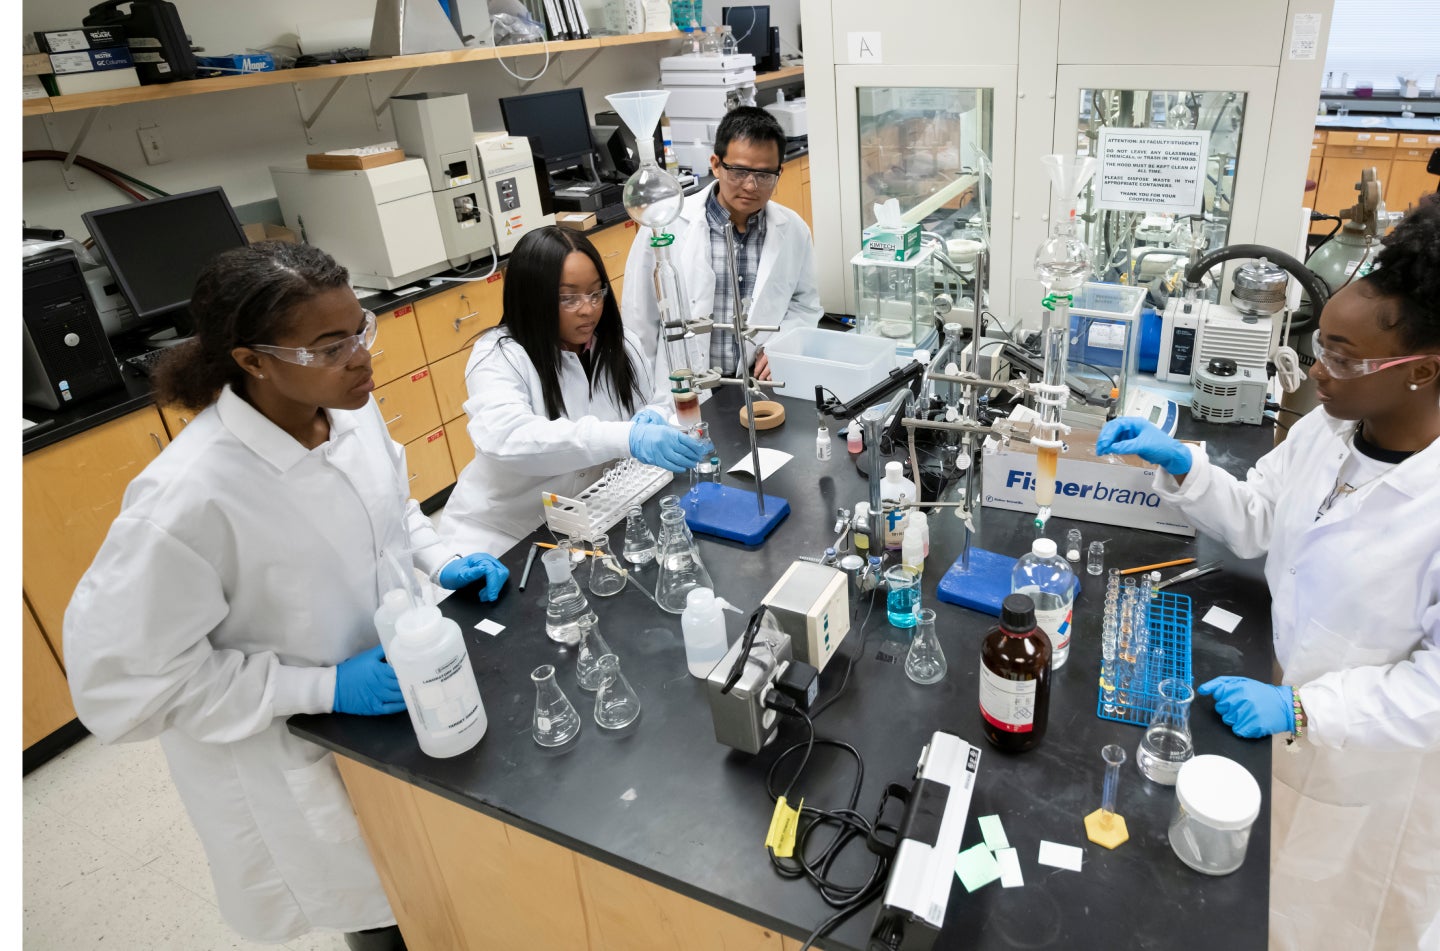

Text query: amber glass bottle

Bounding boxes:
[979,593,1052,752]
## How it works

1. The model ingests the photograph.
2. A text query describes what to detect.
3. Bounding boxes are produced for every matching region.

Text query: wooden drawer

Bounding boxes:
[1310,141,1323,156]
[431,348,472,424]
[374,368,441,446]
[24,600,76,749]
[1397,148,1435,161]
[1325,130,1396,149]
[405,425,456,503]
[413,275,504,362]
[447,415,477,477]
[1312,129,1326,145]
[158,403,199,438]
[1398,133,1440,148]
[372,302,427,385]
[587,220,639,282]
[1323,144,1395,161]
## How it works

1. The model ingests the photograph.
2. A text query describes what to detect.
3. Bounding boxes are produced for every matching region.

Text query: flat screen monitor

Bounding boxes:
[499,88,597,172]
[723,5,771,62]
[82,187,248,344]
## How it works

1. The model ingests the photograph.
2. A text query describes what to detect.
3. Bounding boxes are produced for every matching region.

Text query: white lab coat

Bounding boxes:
[64,386,450,943]
[621,186,822,374]
[438,327,666,556]
[1153,407,1440,951]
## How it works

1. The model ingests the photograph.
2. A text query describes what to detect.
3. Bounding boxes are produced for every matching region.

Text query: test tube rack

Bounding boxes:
[541,459,674,539]
[1095,591,1193,726]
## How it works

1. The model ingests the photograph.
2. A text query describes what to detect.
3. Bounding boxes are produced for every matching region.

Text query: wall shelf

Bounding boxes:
[755,65,804,88]
[24,31,684,116]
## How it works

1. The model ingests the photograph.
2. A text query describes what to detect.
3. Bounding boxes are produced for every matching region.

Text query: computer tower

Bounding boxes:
[23,249,125,411]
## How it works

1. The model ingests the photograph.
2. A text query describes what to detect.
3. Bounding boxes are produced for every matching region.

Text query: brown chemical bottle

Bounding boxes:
[979,593,1052,752]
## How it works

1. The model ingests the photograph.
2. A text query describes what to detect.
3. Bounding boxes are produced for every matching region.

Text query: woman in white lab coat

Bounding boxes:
[1097,195,1440,950]
[64,242,509,950]
[440,225,704,556]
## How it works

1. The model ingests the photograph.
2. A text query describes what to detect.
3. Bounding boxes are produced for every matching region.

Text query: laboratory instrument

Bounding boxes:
[904,608,947,685]
[390,93,491,267]
[574,613,615,692]
[1010,538,1075,668]
[1065,528,1083,564]
[655,505,714,613]
[542,548,591,645]
[593,655,642,730]
[1137,678,1195,785]
[1084,744,1130,849]
[1168,755,1262,876]
[621,506,658,568]
[586,533,628,598]
[979,594,1051,752]
[1154,562,1222,590]
[868,733,980,951]
[390,605,487,759]
[473,131,556,256]
[884,565,921,629]
[531,664,582,747]
[759,561,850,672]
[681,588,739,678]
[706,610,795,753]
[1086,540,1106,576]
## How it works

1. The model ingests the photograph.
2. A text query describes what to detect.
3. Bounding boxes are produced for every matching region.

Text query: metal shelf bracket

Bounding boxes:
[292,76,353,145]
[43,107,105,191]
[367,68,421,130]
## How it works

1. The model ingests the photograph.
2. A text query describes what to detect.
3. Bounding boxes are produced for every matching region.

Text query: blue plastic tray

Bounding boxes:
[680,482,790,545]
[1095,591,1193,726]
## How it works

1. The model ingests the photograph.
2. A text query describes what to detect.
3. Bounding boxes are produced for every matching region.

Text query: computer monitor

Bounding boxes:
[723,5,771,62]
[82,186,249,346]
[499,88,597,175]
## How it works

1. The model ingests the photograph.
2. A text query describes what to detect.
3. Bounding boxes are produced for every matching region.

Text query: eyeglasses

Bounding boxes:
[558,286,609,312]
[1310,329,1439,380]
[718,160,781,189]
[249,310,377,368]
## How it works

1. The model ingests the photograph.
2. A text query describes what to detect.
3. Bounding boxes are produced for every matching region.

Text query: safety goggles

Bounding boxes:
[718,160,781,189]
[249,310,377,368]
[559,287,609,312]
[1310,329,1439,380]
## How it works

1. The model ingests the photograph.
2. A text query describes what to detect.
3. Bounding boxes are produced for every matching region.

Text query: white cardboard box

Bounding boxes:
[981,427,1198,537]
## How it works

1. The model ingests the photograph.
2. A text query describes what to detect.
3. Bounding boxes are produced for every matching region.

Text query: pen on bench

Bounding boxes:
[517,543,540,592]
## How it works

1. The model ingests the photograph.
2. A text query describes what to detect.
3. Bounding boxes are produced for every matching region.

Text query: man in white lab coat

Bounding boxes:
[622,105,821,381]
[1097,195,1440,950]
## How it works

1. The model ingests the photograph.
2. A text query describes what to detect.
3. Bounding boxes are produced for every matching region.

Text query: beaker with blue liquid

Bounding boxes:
[884,565,921,628]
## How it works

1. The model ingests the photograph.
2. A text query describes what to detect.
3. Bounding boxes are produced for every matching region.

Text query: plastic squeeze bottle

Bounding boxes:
[878,461,916,550]
[681,587,739,678]
[374,588,412,652]
[389,606,487,758]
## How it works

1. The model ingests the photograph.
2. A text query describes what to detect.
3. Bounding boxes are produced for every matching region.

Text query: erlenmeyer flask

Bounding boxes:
[1137,678,1195,785]
[904,608,947,685]
[575,613,615,692]
[622,506,657,568]
[531,664,581,747]
[659,495,706,567]
[593,654,641,729]
[655,507,713,614]
[587,533,627,598]
[542,548,591,645]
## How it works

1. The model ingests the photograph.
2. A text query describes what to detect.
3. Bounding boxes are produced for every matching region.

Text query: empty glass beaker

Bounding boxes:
[542,548,591,645]
[1137,678,1195,785]
[655,506,713,614]
[575,613,615,691]
[587,533,627,598]
[904,608,947,684]
[622,506,657,568]
[531,664,581,747]
[593,654,641,729]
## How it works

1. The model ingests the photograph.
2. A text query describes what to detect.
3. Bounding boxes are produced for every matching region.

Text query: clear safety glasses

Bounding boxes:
[718,160,781,190]
[559,287,609,312]
[249,310,377,368]
[1310,329,1439,380]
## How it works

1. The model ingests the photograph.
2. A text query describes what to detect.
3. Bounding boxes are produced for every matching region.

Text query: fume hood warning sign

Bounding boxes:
[1095,128,1210,214]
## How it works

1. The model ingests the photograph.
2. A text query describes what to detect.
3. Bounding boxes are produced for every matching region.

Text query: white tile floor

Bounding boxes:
[24,735,348,950]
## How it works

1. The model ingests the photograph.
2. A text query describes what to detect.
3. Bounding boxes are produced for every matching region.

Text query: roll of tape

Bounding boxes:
[739,401,786,430]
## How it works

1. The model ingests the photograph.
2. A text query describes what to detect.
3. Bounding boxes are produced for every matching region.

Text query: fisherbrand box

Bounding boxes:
[981,429,1198,537]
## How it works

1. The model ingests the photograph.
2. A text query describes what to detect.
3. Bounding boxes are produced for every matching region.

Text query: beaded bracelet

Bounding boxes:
[1291,690,1307,741]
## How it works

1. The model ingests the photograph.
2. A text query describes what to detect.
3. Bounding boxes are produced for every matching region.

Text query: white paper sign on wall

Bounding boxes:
[1095,128,1211,215]
[847,31,882,64]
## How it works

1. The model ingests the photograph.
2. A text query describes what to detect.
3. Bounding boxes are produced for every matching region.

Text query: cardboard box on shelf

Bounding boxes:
[34,26,127,53]
[43,67,140,96]
[48,46,134,74]
[242,223,300,244]
[981,425,1198,537]
[23,53,52,75]
[556,211,597,231]
[304,148,405,171]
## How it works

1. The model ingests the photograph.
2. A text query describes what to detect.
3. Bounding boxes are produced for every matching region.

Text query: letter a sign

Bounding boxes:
[847,32,882,64]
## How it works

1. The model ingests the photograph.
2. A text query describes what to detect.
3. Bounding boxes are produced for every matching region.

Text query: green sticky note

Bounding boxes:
[978,814,1009,852]
[955,843,1002,892]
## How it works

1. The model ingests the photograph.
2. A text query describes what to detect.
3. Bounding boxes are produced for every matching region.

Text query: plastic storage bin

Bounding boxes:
[764,327,898,403]
[1168,754,1262,875]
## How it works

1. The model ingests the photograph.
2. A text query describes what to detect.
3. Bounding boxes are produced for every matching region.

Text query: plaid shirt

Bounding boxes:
[704,185,766,377]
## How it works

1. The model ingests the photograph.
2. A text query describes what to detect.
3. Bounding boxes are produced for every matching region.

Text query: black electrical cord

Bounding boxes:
[809,581,884,720]
[980,309,1015,343]
[1305,214,1343,263]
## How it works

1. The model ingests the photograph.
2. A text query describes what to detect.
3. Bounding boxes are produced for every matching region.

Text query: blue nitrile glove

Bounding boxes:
[334,644,406,716]
[631,408,667,427]
[438,553,509,601]
[1095,417,1193,476]
[1198,676,1295,739]
[629,423,706,471]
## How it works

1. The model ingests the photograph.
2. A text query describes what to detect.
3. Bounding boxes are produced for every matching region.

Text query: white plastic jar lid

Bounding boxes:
[1175,754,1262,831]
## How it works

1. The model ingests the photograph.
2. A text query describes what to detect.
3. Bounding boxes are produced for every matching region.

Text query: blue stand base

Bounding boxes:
[936,548,1020,617]
[681,482,790,545]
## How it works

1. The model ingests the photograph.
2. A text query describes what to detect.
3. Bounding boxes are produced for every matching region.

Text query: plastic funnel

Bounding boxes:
[606,90,669,165]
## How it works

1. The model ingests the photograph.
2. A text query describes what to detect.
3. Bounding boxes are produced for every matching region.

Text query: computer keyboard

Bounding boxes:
[123,348,168,377]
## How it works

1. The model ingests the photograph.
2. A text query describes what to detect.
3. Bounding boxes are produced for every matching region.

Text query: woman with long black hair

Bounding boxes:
[440,225,703,555]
